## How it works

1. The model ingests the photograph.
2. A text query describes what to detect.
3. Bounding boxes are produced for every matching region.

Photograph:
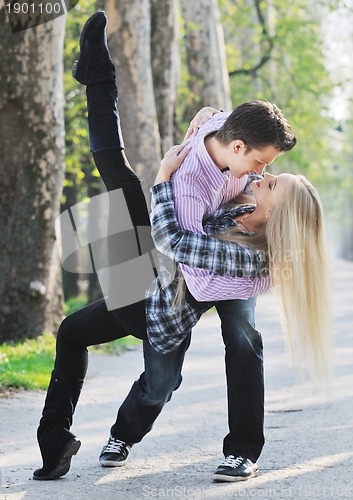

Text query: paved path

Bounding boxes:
[1,259,353,500]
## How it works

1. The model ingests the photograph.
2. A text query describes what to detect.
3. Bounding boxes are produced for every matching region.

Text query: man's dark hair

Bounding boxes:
[215,100,297,152]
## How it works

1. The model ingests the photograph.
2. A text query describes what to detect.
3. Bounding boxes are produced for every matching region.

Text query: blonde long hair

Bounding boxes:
[217,175,333,382]
[178,176,333,383]
[265,175,333,383]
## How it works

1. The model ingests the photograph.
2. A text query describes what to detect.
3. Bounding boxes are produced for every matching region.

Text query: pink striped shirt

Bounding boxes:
[171,112,270,301]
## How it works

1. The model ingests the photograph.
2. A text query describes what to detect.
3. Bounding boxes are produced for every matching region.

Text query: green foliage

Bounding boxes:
[0,334,56,392]
[175,0,342,195]
[175,6,198,138]
[63,0,100,208]
[219,0,337,187]
[64,294,89,315]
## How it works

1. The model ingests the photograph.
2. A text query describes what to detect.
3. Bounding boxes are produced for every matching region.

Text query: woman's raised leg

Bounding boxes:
[73,10,151,229]
[73,10,155,321]
[34,11,151,481]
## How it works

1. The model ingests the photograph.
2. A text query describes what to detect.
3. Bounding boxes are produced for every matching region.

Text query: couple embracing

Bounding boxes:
[34,12,332,484]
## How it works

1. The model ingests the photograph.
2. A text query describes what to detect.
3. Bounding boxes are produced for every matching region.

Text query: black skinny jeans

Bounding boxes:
[54,149,150,382]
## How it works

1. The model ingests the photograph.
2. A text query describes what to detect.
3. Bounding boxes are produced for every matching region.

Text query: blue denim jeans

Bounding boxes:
[215,297,264,462]
[112,296,264,462]
[110,334,191,444]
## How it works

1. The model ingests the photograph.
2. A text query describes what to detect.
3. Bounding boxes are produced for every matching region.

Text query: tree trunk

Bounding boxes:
[86,173,104,304]
[181,0,232,121]
[0,11,66,342]
[150,0,179,155]
[61,172,80,300]
[340,197,353,261]
[105,0,161,200]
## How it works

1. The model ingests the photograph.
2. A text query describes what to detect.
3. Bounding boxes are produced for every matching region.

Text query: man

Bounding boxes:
[75,12,296,483]
[159,105,295,482]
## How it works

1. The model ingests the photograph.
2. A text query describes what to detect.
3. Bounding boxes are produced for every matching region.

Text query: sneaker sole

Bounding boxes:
[33,438,81,480]
[213,469,259,482]
[99,457,128,467]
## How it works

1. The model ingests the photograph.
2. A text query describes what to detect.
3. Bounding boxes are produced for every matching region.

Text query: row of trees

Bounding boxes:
[321,3,353,260]
[0,0,350,342]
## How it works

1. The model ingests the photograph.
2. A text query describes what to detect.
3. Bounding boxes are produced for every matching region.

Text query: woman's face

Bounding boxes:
[251,172,296,215]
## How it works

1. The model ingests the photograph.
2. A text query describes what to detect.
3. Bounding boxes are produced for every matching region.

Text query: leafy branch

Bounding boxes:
[228,0,274,77]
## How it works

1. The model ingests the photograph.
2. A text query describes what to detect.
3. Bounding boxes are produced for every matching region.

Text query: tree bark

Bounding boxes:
[61,172,80,300]
[150,0,179,155]
[181,0,232,121]
[105,0,161,200]
[0,11,66,342]
[340,197,353,261]
[86,173,104,304]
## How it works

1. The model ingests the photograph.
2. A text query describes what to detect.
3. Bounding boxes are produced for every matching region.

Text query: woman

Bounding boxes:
[152,148,332,382]
[33,11,332,481]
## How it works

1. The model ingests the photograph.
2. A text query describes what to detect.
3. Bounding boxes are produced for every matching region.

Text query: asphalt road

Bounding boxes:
[1,258,352,500]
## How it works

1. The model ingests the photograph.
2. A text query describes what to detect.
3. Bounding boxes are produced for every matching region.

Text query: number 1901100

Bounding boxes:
[6,2,62,15]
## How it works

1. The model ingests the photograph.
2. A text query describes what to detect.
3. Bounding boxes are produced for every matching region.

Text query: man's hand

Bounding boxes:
[183,106,221,141]
[156,144,190,184]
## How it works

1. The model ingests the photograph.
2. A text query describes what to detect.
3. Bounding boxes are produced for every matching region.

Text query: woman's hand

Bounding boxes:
[156,144,190,184]
[183,106,221,140]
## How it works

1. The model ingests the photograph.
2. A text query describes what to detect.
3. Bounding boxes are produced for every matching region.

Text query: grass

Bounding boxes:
[0,334,56,393]
[0,295,141,394]
[64,294,89,316]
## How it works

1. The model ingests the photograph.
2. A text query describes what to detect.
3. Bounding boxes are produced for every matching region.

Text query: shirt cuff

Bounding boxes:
[150,182,173,204]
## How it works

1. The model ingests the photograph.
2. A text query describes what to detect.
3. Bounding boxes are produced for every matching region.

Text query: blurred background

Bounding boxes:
[0,0,352,356]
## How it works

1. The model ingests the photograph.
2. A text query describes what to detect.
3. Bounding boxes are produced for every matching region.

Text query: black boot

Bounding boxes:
[72,11,123,153]
[33,370,82,480]
[72,11,115,86]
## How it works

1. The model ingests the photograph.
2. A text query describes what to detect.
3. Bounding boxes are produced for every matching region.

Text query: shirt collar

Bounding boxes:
[195,127,229,191]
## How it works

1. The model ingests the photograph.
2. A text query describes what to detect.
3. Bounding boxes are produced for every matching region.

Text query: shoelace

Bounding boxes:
[104,437,126,453]
[220,455,244,468]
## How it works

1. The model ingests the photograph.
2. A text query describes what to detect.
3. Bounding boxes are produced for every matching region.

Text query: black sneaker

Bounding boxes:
[99,436,131,467]
[213,455,259,482]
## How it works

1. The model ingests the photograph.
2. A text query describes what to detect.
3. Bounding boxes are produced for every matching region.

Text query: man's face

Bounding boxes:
[227,142,281,179]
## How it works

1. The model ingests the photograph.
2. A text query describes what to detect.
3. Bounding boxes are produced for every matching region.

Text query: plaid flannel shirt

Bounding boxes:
[145,182,270,353]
